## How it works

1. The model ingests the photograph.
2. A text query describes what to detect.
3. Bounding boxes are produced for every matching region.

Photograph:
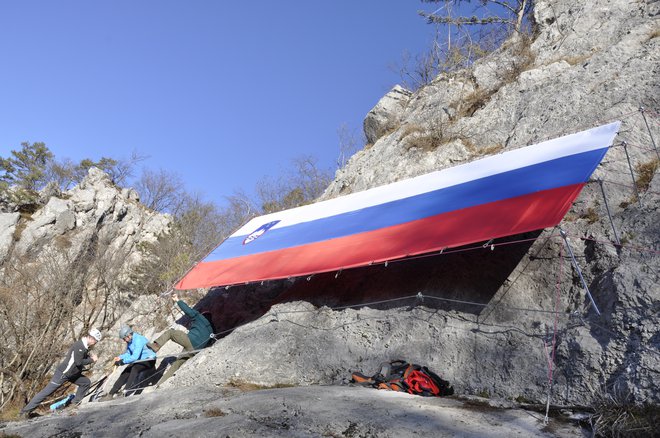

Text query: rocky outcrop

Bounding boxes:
[326,1,659,199]
[363,85,412,145]
[4,167,169,267]
[0,168,172,365]
[168,0,659,408]
[2,2,657,429]
[0,212,19,262]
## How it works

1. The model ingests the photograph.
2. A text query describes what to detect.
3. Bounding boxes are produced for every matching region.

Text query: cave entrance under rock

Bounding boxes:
[191,231,542,339]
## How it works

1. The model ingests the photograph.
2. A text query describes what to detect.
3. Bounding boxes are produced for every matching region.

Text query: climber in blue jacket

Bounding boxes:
[108,325,156,397]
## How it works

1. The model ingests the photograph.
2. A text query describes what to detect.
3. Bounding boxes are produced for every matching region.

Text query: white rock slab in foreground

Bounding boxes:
[2,385,583,437]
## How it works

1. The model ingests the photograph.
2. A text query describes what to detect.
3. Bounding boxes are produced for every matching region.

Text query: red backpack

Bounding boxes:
[352,360,454,397]
[404,369,442,396]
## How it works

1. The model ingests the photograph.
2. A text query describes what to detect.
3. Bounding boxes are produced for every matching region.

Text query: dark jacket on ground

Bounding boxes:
[56,339,93,379]
[177,300,213,349]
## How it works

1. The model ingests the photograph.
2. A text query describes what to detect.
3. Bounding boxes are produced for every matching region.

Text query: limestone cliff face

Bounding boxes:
[0,168,171,360]
[169,0,659,406]
[327,1,658,198]
[3,0,656,410]
[0,168,169,268]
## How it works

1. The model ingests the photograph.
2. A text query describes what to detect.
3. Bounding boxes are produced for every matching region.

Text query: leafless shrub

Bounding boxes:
[257,155,332,214]
[448,36,533,121]
[0,229,141,410]
[394,30,497,91]
[131,194,228,297]
[0,253,80,409]
[135,168,185,213]
[400,120,450,152]
[420,1,533,35]
[132,157,330,298]
[499,34,535,84]
[337,123,363,169]
[394,1,533,91]
[463,138,504,158]
[588,383,659,437]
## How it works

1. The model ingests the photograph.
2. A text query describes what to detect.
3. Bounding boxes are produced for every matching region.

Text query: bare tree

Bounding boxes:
[134,168,185,213]
[394,1,532,90]
[419,0,532,34]
[45,158,78,191]
[74,151,148,187]
[0,238,136,410]
[257,155,333,214]
[130,191,231,296]
[0,200,161,411]
[337,123,363,169]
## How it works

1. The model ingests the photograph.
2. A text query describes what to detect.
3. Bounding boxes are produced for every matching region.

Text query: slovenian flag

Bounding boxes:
[176,121,620,290]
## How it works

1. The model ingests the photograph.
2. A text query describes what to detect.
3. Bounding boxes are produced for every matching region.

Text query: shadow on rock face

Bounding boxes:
[186,231,541,340]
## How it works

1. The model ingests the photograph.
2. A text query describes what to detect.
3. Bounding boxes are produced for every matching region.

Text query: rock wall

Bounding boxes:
[0,168,169,267]
[0,168,172,367]
[168,0,659,406]
[2,0,656,410]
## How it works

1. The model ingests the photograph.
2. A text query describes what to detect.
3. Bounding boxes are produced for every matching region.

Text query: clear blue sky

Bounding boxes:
[0,1,440,207]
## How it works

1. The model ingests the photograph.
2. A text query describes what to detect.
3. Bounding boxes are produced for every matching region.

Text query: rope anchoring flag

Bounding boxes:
[176,122,620,290]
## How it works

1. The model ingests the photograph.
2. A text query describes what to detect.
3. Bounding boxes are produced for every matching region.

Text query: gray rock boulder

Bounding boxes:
[363,85,412,145]
[0,212,19,263]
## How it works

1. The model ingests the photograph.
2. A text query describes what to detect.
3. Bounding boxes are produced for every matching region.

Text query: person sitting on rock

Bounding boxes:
[20,328,103,418]
[147,293,214,385]
[108,325,157,397]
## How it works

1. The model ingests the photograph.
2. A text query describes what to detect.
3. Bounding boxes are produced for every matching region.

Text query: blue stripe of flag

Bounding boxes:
[206,148,607,262]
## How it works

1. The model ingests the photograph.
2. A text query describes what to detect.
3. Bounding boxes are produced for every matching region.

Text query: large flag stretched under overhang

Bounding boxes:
[176,121,620,290]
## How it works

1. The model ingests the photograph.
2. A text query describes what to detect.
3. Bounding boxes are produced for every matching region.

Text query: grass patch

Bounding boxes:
[227,379,295,392]
[463,138,504,158]
[514,395,532,404]
[53,235,72,250]
[588,385,660,437]
[398,124,425,139]
[204,408,227,417]
[562,54,592,66]
[454,88,496,118]
[480,144,505,155]
[477,389,491,399]
[619,232,635,246]
[619,195,638,209]
[580,207,600,224]
[635,158,659,192]
[459,398,500,413]
[0,401,21,421]
[400,121,448,152]
[12,211,33,241]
